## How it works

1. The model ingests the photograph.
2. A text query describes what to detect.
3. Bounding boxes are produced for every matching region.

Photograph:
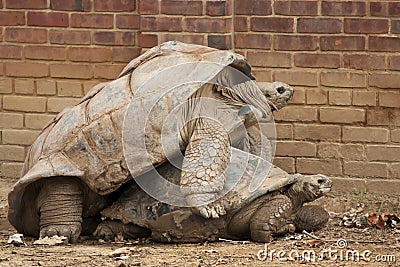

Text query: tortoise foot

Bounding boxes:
[295,205,329,232]
[250,195,295,243]
[93,220,150,241]
[40,223,81,243]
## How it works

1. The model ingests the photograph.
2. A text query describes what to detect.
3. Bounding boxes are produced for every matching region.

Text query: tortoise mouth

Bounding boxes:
[319,186,332,194]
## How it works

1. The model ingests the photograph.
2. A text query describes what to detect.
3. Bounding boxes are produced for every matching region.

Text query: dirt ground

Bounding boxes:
[0,178,399,267]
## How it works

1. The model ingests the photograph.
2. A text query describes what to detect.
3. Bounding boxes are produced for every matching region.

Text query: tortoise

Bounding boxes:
[8,41,294,243]
[94,148,332,243]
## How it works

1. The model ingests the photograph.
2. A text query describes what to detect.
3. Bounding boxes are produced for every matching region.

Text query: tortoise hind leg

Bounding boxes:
[93,220,151,241]
[294,205,329,232]
[37,177,83,243]
[249,195,295,242]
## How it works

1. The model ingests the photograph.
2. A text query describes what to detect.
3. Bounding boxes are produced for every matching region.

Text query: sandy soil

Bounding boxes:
[0,178,399,267]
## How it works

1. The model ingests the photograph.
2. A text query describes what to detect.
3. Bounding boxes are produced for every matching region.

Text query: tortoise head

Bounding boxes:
[258,82,294,111]
[287,174,332,207]
[299,174,332,202]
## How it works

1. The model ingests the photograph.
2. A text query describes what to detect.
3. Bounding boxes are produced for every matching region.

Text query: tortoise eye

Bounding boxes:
[277,87,285,94]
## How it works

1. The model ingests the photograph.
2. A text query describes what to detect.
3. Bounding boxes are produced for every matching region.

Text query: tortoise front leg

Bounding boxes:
[37,177,83,243]
[246,124,272,162]
[181,118,231,218]
[228,194,295,243]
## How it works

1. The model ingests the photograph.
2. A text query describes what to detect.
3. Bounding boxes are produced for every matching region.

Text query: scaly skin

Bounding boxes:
[181,118,231,218]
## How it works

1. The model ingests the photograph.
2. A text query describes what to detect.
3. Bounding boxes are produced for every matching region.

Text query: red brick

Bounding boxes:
[321,1,366,16]
[116,14,140,29]
[320,107,365,124]
[296,158,342,176]
[344,54,385,70]
[234,16,248,32]
[5,28,47,43]
[306,89,327,105]
[271,123,293,139]
[289,87,306,104]
[6,0,47,9]
[57,81,82,97]
[389,56,400,71]
[344,161,388,178]
[295,53,340,68]
[367,145,400,162]
[0,1,2,8]
[159,34,205,46]
[294,124,341,142]
[47,97,80,113]
[274,70,317,86]
[379,92,400,108]
[138,33,158,48]
[321,36,365,51]
[0,45,22,59]
[273,157,295,174]
[208,35,232,50]
[248,51,291,68]
[68,47,112,62]
[298,18,342,33]
[0,145,25,162]
[185,18,231,33]
[392,20,400,34]
[369,36,400,52]
[369,73,400,89]
[94,0,135,11]
[392,129,400,143]
[15,79,34,95]
[50,64,92,79]
[318,143,365,161]
[273,106,318,122]
[389,2,400,16]
[370,2,388,16]
[251,18,293,33]
[353,91,376,106]
[371,2,400,16]
[24,45,66,61]
[37,80,56,95]
[28,12,68,27]
[0,113,23,129]
[139,0,159,14]
[161,0,202,15]
[112,47,141,63]
[141,17,182,32]
[3,95,46,112]
[93,32,135,46]
[25,114,55,129]
[50,0,91,11]
[49,29,91,45]
[206,1,226,16]
[6,62,48,77]
[70,14,113,29]
[275,141,316,157]
[274,0,317,15]
[367,109,394,126]
[94,64,124,79]
[344,19,388,34]
[274,35,317,51]
[235,0,271,15]
[321,72,366,88]
[342,126,388,143]
[0,11,25,25]
[235,34,271,50]
[328,90,352,106]
[252,70,272,82]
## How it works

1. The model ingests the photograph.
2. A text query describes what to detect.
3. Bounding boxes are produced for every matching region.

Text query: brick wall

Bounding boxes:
[1,0,400,188]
